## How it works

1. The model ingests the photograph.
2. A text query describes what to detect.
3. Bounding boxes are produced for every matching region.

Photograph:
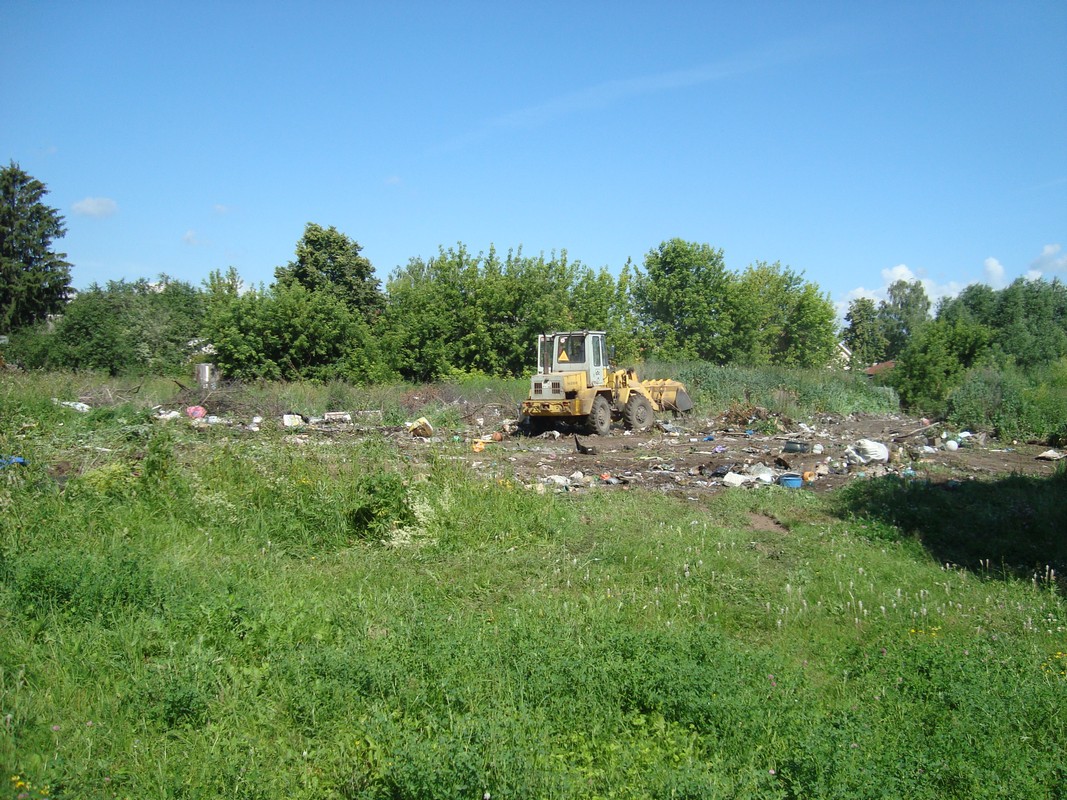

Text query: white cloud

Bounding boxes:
[182,229,200,245]
[983,257,1006,288]
[838,263,967,320]
[1031,243,1066,273]
[839,246,1061,323]
[72,197,118,218]
[212,204,230,215]
[384,175,403,187]
[880,264,917,284]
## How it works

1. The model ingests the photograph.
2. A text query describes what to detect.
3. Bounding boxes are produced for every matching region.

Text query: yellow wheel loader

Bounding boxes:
[519,331,693,436]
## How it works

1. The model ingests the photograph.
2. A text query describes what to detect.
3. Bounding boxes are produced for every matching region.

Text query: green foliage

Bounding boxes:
[632,239,732,361]
[891,278,1067,436]
[890,317,993,413]
[947,359,1067,442]
[878,279,931,360]
[939,277,1067,370]
[274,222,384,320]
[726,261,838,367]
[843,297,887,368]
[679,362,899,416]
[0,386,1064,798]
[203,275,387,383]
[7,277,206,375]
[378,244,611,381]
[0,161,72,333]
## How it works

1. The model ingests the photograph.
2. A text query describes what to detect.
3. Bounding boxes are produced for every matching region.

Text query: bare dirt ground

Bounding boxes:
[416,411,1064,497]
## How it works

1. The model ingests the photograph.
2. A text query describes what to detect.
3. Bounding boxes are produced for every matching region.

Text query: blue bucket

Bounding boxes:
[779,473,802,489]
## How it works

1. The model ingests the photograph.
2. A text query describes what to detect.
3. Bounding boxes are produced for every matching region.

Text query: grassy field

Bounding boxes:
[1,373,1064,799]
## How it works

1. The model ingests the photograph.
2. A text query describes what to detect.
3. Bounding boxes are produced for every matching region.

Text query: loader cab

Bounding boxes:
[537,331,608,387]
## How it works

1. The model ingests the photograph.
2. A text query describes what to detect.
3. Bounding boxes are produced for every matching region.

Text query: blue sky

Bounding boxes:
[3,1,1065,317]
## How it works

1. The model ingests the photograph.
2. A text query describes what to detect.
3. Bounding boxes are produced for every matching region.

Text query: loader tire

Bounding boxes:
[623,394,654,432]
[588,395,612,436]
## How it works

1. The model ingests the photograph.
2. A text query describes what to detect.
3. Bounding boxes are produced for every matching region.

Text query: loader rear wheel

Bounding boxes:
[623,394,654,432]
[588,395,612,436]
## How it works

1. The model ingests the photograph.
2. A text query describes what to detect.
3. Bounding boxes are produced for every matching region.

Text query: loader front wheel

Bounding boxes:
[623,394,654,432]
[588,395,612,436]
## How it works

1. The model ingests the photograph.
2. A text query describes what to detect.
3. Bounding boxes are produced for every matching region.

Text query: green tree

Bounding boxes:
[891,317,992,411]
[843,297,888,368]
[0,161,72,333]
[632,239,731,361]
[377,244,588,381]
[726,261,838,367]
[274,223,383,320]
[878,279,931,359]
[203,270,384,383]
[10,276,207,375]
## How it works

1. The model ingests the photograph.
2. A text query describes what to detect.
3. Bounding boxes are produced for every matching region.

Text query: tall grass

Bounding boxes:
[2,372,1062,799]
[655,362,900,417]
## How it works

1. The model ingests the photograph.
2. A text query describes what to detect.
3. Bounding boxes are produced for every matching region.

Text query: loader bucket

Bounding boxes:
[641,379,694,414]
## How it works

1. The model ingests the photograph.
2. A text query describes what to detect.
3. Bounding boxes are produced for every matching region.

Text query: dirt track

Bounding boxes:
[433,412,1063,496]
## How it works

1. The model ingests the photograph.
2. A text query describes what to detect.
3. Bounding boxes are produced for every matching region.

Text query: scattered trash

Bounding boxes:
[574,435,597,455]
[702,435,716,441]
[471,441,485,453]
[54,399,91,413]
[944,439,959,451]
[1036,449,1065,461]
[1,456,26,468]
[408,417,434,437]
[282,414,304,428]
[156,410,181,420]
[746,464,776,484]
[722,472,751,487]
[657,421,681,436]
[844,439,890,464]
[779,473,802,489]
[783,441,809,453]
[323,411,352,423]
[812,443,824,455]
[185,405,207,419]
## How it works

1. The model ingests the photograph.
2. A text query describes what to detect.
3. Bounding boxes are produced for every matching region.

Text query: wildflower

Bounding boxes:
[769,768,777,775]
[51,725,60,732]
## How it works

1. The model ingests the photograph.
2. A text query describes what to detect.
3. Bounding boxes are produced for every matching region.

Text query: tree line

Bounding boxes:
[1,162,842,381]
[3,161,1066,432]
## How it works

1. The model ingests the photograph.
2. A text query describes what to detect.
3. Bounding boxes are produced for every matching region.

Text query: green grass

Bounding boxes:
[2,373,1064,799]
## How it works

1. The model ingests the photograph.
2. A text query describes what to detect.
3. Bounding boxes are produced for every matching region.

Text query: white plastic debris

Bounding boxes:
[53,399,91,413]
[722,472,752,487]
[282,414,304,427]
[746,464,776,483]
[844,439,890,464]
